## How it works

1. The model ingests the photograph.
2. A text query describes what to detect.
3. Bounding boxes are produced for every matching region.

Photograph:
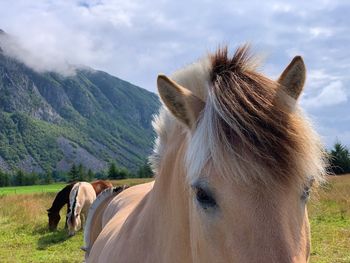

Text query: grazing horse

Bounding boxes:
[47,182,76,231]
[85,45,327,263]
[47,180,113,231]
[67,182,96,236]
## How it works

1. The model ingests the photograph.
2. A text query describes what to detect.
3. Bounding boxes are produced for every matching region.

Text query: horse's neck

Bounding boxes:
[88,131,193,262]
[77,184,96,214]
[75,185,88,213]
[50,185,71,212]
[118,132,192,262]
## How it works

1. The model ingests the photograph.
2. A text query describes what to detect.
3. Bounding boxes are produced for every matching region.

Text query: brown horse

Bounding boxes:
[47,180,113,231]
[85,45,327,263]
[91,180,113,195]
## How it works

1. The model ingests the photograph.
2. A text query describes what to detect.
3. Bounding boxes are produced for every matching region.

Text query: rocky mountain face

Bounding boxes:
[0,31,160,173]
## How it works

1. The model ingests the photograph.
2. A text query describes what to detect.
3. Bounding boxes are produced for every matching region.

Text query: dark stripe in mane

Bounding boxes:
[70,185,79,225]
[209,45,306,182]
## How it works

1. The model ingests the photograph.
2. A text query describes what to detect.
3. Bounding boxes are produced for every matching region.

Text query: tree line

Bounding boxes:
[1,140,348,187]
[328,142,350,175]
[0,161,153,187]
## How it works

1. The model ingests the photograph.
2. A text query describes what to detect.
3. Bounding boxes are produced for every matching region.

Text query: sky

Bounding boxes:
[0,0,349,148]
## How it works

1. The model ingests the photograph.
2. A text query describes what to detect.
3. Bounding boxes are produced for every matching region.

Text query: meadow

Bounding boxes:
[0,178,152,195]
[0,176,349,263]
[0,184,66,195]
[308,175,350,263]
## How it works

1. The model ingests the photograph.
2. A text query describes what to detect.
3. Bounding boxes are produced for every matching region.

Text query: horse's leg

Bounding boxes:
[76,214,82,231]
[65,203,70,229]
[81,213,86,229]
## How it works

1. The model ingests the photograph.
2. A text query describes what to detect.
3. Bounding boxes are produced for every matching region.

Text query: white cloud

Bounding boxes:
[309,27,333,38]
[303,80,348,108]
[306,69,341,90]
[0,0,349,146]
[272,3,293,13]
[296,26,335,39]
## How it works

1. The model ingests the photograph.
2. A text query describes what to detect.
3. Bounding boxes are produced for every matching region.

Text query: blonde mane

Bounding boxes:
[69,183,80,224]
[151,45,327,188]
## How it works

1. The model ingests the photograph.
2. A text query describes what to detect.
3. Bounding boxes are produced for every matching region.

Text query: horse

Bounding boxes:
[82,185,129,253]
[47,180,113,231]
[84,45,327,263]
[47,182,76,231]
[67,182,97,236]
[91,180,114,195]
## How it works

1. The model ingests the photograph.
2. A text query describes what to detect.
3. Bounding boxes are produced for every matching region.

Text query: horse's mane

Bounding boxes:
[69,183,80,225]
[152,45,327,188]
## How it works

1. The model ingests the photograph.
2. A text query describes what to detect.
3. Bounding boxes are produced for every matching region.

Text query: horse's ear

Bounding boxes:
[157,74,205,129]
[278,56,306,100]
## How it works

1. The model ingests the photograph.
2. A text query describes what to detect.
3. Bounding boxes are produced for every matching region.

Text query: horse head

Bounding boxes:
[47,209,60,231]
[153,45,327,262]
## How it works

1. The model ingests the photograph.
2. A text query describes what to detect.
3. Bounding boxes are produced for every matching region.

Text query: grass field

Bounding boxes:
[0,184,66,195]
[308,175,350,263]
[0,178,152,195]
[0,176,349,262]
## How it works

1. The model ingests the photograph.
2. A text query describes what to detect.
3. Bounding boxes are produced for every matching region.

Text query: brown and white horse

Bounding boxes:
[47,180,113,231]
[67,182,96,236]
[84,45,327,263]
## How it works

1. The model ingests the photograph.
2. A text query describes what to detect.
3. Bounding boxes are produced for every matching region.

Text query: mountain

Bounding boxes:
[0,32,160,173]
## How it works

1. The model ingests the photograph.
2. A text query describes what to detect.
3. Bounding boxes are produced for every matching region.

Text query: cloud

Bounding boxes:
[309,27,334,38]
[303,80,348,108]
[0,31,78,76]
[0,0,349,147]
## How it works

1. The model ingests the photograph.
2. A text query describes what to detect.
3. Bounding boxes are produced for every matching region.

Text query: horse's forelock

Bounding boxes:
[153,45,327,187]
[197,45,326,186]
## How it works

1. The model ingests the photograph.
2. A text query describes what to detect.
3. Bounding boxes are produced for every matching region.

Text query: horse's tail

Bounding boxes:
[83,185,128,257]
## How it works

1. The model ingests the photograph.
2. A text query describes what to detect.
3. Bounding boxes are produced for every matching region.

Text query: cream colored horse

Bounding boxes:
[84,45,327,263]
[67,182,96,236]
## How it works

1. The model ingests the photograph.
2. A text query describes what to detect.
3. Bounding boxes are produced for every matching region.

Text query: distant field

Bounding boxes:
[109,178,154,187]
[0,183,66,195]
[0,178,153,195]
[0,176,349,262]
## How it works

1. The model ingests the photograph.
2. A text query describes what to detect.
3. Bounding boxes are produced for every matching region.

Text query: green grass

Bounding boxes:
[0,178,153,195]
[309,174,350,263]
[0,193,84,263]
[109,178,153,187]
[0,178,153,263]
[0,176,349,262]
[0,183,66,195]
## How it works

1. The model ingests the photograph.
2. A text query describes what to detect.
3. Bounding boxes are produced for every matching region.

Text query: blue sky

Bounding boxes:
[0,0,349,148]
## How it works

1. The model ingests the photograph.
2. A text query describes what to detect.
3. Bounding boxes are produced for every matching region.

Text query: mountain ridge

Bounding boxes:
[0,36,160,173]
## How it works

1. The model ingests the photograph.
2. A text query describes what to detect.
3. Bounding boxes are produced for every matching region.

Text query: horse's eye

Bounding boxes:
[301,177,314,202]
[195,187,217,209]
[301,186,311,201]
